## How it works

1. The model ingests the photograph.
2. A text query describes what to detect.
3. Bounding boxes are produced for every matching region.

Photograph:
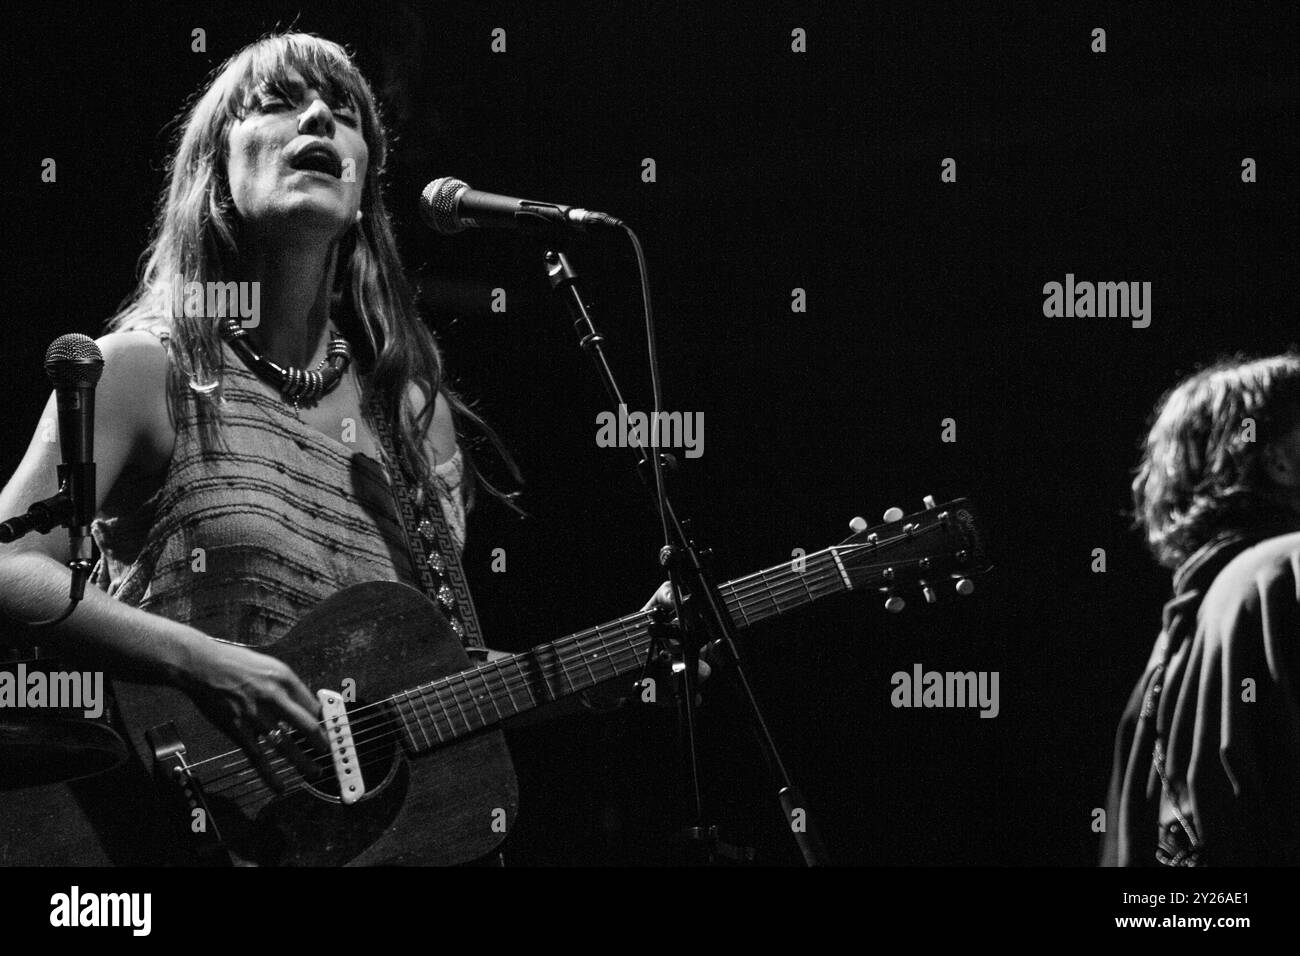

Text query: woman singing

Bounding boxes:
[0,32,663,865]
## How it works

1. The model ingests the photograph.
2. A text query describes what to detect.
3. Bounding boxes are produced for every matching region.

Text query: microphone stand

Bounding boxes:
[0,481,90,630]
[543,247,831,866]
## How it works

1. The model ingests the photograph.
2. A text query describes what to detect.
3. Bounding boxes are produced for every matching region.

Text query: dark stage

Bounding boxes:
[3,1,1296,870]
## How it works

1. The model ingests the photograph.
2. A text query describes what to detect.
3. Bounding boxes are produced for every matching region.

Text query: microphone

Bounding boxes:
[420,177,623,235]
[44,334,104,599]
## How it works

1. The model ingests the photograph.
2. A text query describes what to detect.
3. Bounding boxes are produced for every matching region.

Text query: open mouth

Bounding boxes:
[288,143,343,179]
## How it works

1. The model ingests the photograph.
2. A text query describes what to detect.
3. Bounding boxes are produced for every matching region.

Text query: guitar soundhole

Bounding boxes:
[243,700,411,865]
[303,700,403,803]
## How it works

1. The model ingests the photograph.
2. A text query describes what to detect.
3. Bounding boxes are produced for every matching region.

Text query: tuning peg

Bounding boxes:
[882,507,904,523]
[923,495,936,509]
[955,577,975,597]
[884,591,906,613]
[920,580,937,604]
[849,516,868,533]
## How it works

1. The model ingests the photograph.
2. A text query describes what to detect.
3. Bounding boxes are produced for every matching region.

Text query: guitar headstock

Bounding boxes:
[834,496,990,612]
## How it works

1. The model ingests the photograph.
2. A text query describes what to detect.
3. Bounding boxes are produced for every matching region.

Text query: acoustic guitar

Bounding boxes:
[113,497,990,865]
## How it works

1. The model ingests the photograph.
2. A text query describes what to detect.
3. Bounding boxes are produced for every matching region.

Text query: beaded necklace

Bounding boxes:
[219,317,352,409]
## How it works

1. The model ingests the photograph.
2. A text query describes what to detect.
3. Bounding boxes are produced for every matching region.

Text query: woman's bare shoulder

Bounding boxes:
[94,329,177,471]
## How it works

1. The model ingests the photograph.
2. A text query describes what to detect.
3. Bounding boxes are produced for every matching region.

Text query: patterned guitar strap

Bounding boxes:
[367,393,487,658]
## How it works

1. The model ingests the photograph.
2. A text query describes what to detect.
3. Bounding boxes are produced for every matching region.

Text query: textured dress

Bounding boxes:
[0,331,472,865]
[91,333,468,648]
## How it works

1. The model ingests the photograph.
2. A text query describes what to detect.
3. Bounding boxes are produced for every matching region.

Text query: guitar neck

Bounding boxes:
[387,546,853,752]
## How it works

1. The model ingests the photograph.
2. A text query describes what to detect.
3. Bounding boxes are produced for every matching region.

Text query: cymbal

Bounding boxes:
[0,717,127,791]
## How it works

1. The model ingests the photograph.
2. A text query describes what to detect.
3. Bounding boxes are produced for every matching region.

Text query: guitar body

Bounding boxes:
[114,581,518,867]
[8,498,986,867]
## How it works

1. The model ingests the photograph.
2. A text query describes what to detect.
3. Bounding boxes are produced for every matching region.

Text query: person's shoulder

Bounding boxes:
[94,328,173,410]
[95,328,171,369]
[1202,530,1300,621]
[1221,531,1300,582]
[94,328,176,464]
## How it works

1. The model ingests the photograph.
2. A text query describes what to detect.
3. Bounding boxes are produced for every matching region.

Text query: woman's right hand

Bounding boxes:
[174,636,331,790]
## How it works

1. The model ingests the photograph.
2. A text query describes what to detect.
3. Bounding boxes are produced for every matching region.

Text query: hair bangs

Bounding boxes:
[108,30,520,514]
[220,35,382,169]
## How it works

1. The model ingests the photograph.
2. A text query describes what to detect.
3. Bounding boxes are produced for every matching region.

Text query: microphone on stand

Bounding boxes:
[0,335,127,790]
[43,334,104,600]
[419,177,623,235]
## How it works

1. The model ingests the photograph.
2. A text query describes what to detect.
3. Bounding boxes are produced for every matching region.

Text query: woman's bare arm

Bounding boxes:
[0,331,329,772]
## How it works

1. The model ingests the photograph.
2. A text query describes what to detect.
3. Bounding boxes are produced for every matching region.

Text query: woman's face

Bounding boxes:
[225,68,369,246]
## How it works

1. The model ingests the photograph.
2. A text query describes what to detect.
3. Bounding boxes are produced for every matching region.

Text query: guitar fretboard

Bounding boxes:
[388,546,855,752]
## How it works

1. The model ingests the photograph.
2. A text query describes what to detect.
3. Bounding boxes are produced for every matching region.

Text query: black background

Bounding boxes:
[3,1,1296,865]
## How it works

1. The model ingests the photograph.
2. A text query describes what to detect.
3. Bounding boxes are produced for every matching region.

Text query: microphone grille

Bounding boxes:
[420,177,469,234]
[44,333,105,387]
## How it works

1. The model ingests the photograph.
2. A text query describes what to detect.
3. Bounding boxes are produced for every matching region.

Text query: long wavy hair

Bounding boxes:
[1132,353,1300,569]
[107,32,519,513]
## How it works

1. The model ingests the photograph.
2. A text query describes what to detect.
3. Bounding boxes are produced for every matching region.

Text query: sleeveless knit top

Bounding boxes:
[90,331,467,648]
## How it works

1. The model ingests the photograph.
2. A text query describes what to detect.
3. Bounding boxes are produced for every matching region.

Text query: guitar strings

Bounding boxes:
[200,573,846,807]
[187,539,937,805]
[186,559,817,785]
[199,574,821,803]
[195,625,659,800]
[216,636,660,809]
[208,609,686,803]
[197,523,927,779]
[189,543,928,805]
[192,559,845,792]
[187,603,656,776]
[181,529,950,804]
[204,568,886,809]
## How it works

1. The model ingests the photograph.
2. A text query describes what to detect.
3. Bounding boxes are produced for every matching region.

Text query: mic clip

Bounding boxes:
[0,487,72,543]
